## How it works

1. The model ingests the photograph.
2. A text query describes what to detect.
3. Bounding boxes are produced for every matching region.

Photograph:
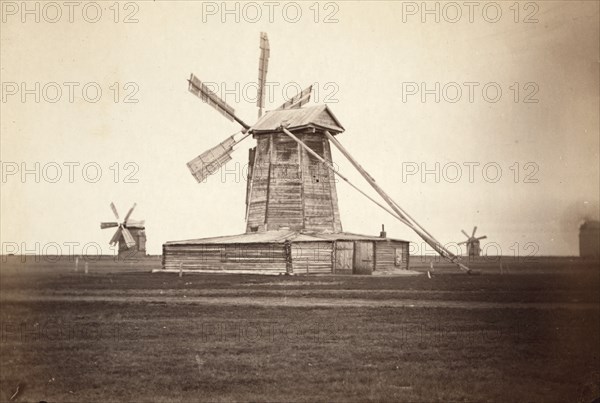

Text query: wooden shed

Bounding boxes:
[163,230,409,275]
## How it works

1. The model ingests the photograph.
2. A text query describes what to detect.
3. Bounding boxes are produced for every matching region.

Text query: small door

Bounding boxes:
[394,248,403,267]
[353,241,374,274]
[334,241,353,274]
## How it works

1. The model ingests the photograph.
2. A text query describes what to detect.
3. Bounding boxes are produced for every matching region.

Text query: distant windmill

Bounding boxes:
[458,226,487,256]
[101,202,146,257]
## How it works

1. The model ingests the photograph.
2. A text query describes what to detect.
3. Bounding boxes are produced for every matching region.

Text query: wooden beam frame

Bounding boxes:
[324,130,470,273]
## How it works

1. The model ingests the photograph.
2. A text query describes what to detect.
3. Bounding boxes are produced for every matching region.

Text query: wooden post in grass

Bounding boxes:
[75,257,79,272]
[84,262,89,274]
[500,262,504,275]
[179,263,183,277]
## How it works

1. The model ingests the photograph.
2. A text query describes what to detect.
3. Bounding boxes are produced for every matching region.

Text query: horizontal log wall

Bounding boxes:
[163,243,286,272]
[375,240,410,271]
[291,242,333,274]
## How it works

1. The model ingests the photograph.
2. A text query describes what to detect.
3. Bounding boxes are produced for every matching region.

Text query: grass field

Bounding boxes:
[0,257,599,402]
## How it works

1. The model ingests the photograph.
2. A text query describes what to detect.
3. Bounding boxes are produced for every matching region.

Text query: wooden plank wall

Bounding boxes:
[324,138,343,232]
[163,243,286,272]
[291,241,333,274]
[334,241,353,274]
[246,137,270,232]
[375,240,410,271]
[353,241,374,274]
[265,135,303,230]
[246,131,343,233]
[300,133,341,233]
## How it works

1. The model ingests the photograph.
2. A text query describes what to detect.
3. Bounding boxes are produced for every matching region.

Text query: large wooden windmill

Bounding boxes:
[101,202,146,257]
[163,33,471,274]
[458,226,487,256]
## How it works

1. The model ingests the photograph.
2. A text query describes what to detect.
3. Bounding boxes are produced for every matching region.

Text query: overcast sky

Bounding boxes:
[1,1,598,257]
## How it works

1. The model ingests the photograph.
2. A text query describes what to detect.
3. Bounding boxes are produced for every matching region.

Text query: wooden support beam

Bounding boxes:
[280,127,411,227]
[324,131,470,273]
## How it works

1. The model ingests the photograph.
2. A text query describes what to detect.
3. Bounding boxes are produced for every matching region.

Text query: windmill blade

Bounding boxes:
[457,241,468,245]
[126,219,145,228]
[476,235,487,240]
[472,226,478,237]
[109,227,122,246]
[100,222,119,229]
[188,74,250,130]
[124,203,137,224]
[276,85,313,110]
[257,32,270,117]
[187,132,252,183]
[110,202,119,220]
[121,227,137,248]
[461,229,470,238]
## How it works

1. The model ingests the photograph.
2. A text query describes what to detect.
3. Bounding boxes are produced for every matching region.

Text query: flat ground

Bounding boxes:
[0,257,599,402]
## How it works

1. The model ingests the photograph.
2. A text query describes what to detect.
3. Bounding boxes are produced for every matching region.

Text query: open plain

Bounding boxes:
[0,256,598,402]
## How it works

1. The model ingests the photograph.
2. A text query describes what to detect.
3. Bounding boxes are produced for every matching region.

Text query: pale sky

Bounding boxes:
[1,1,599,256]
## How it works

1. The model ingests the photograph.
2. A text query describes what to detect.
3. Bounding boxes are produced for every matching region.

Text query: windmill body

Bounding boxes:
[162,32,471,274]
[246,105,344,234]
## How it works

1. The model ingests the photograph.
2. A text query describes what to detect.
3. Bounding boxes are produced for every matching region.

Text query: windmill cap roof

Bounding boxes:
[251,105,344,134]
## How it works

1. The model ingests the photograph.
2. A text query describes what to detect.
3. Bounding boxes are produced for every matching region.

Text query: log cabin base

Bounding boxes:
[162,230,409,275]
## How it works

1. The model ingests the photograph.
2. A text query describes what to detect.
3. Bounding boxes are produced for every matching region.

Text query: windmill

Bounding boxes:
[165,32,472,274]
[458,226,487,257]
[101,202,146,257]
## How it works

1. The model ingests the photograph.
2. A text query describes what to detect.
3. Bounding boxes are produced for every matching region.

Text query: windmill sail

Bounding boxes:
[257,32,270,117]
[187,135,238,183]
[188,74,237,123]
[109,227,122,246]
[121,227,137,248]
[124,203,137,223]
[110,202,119,220]
[276,85,313,110]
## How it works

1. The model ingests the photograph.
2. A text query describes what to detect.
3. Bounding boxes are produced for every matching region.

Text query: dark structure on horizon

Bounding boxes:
[579,220,600,259]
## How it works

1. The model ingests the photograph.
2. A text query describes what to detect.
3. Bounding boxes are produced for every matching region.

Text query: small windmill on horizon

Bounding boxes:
[101,202,146,258]
[458,226,487,257]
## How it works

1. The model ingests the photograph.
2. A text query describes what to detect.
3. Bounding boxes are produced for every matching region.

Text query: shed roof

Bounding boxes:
[251,105,344,134]
[165,230,408,245]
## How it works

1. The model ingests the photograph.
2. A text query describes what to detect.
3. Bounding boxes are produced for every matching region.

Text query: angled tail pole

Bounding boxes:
[280,127,411,227]
[323,130,471,273]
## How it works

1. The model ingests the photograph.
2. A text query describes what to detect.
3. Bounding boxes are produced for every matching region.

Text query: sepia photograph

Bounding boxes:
[1,1,599,401]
